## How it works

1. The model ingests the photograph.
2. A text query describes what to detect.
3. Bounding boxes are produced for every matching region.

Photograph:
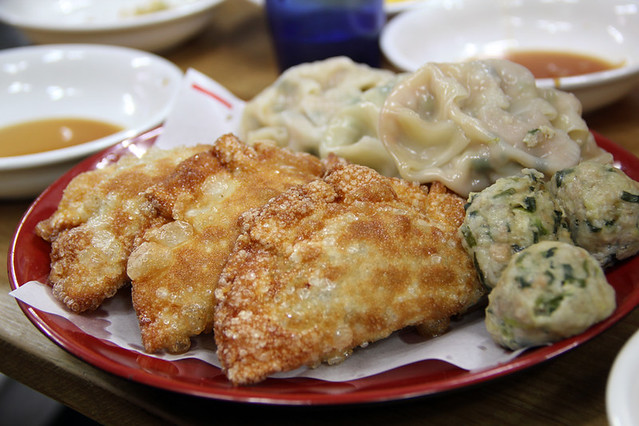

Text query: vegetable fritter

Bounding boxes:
[549,160,639,266]
[485,241,616,350]
[459,169,571,289]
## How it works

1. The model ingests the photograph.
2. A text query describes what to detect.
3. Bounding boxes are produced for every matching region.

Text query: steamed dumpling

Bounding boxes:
[379,59,612,196]
[240,56,403,176]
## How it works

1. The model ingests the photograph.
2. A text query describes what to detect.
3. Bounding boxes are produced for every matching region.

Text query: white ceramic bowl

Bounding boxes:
[0,0,223,52]
[607,329,639,426]
[0,44,183,198]
[381,0,639,113]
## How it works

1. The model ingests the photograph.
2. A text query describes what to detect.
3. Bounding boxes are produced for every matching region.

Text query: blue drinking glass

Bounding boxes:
[265,0,385,71]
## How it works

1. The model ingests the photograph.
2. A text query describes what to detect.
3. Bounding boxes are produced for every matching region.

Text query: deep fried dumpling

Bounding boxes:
[215,159,484,385]
[36,145,210,312]
[127,134,323,353]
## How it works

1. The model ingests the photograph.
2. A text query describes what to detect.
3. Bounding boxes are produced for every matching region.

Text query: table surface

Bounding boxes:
[2,1,639,424]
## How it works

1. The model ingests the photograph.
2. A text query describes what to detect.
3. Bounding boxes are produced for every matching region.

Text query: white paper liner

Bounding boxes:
[155,68,246,149]
[10,68,523,382]
[10,281,522,381]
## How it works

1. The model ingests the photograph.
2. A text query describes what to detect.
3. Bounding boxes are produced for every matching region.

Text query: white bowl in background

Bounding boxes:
[381,0,639,113]
[0,44,183,198]
[0,0,224,52]
[607,329,639,426]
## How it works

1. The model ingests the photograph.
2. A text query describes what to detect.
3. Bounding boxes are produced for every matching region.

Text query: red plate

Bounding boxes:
[8,129,639,405]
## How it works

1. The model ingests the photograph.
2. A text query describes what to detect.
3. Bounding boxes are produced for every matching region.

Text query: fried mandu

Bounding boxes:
[126,134,323,353]
[214,158,484,385]
[36,145,210,312]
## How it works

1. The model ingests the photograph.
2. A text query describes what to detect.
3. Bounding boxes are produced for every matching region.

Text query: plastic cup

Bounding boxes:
[265,0,385,71]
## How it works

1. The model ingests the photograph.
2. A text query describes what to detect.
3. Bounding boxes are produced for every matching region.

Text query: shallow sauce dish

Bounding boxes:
[0,0,224,52]
[381,0,639,112]
[0,44,182,198]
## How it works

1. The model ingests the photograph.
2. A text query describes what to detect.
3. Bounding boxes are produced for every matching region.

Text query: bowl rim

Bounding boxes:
[0,44,183,171]
[0,0,224,33]
[380,0,639,89]
[606,328,639,426]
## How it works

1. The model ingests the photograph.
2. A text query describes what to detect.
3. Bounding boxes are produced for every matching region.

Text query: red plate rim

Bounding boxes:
[7,129,639,405]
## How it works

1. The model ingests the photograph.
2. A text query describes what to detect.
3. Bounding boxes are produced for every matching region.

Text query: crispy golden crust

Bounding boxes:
[214,160,484,385]
[35,146,210,312]
[127,134,324,353]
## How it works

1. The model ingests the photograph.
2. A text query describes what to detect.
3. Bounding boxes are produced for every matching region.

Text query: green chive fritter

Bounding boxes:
[549,160,639,267]
[485,241,615,350]
[459,169,572,289]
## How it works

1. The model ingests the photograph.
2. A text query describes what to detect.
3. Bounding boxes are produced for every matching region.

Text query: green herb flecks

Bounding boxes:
[473,253,487,288]
[553,210,565,234]
[531,218,549,243]
[493,187,517,198]
[543,247,557,258]
[562,263,587,288]
[461,226,477,248]
[621,191,639,203]
[553,168,573,189]
[522,196,536,212]
[544,270,556,285]
[516,275,532,289]
[534,293,564,316]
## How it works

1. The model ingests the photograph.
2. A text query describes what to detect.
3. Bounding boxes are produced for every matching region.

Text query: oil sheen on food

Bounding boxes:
[0,117,123,157]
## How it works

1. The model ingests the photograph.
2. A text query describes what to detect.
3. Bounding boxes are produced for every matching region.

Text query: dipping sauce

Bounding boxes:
[501,50,621,79]
[0,117,123,157]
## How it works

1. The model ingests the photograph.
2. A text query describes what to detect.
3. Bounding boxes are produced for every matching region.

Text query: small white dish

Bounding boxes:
[0,44,183,198]
[0,0,223,52]
[381,0,639,112]
[607,328,639,426]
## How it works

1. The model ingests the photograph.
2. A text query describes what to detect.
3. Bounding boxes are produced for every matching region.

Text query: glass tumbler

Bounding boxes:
[265,0,385,71]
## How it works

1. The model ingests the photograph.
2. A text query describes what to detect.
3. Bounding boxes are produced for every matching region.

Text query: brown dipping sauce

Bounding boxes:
[501,49,622,79]
[0,117,124,157]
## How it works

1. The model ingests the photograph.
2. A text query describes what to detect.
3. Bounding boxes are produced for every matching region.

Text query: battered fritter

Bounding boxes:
[459,169,572,289]
[485,240,616,350]
[126,134,323,353]
[36,145,210,312]
[549,160,639,266]
[214,158,484,385]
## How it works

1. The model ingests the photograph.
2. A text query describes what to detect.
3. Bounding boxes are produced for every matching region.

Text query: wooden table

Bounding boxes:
[1,1,638,424]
